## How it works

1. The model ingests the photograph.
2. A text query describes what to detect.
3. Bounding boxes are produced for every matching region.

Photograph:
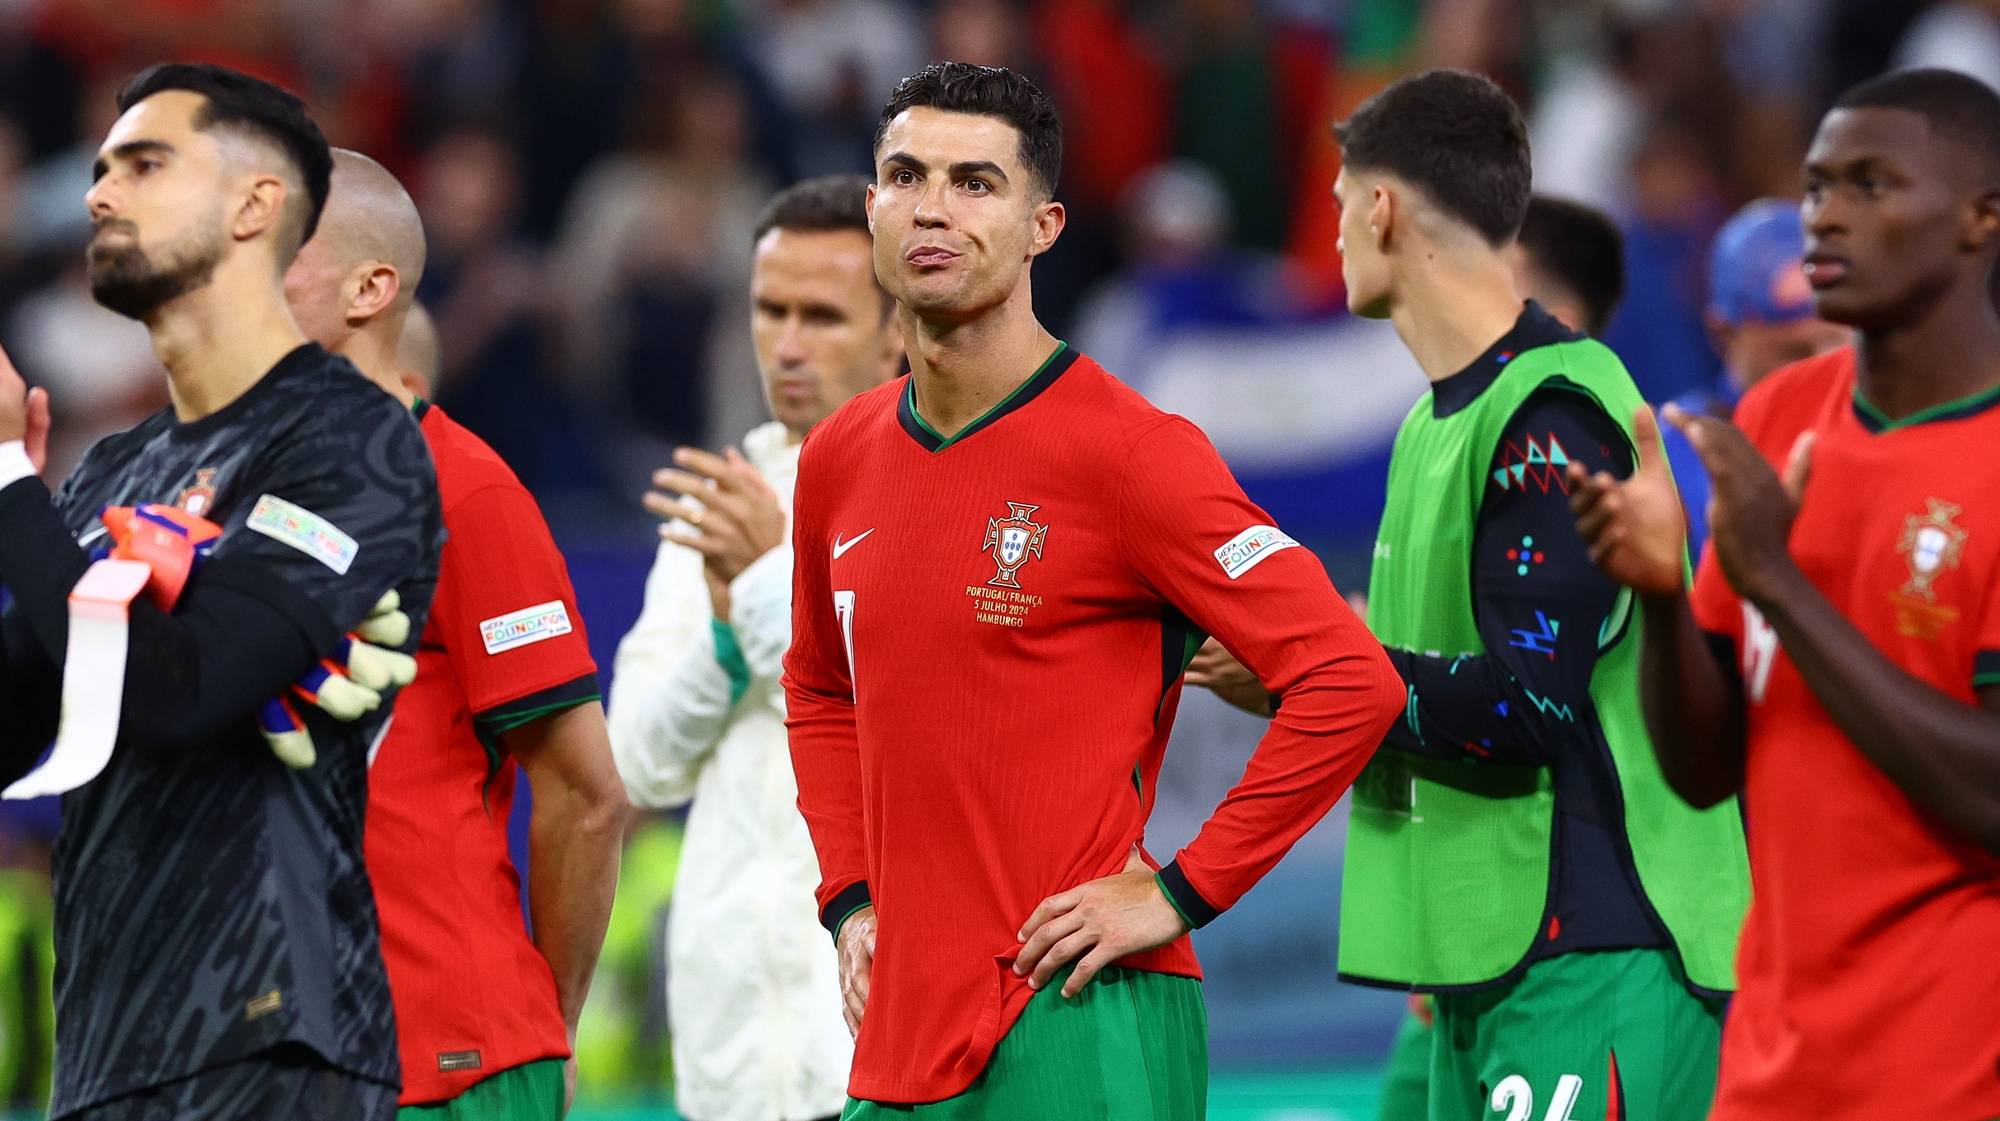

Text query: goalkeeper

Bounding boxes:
[0,62,439,1121]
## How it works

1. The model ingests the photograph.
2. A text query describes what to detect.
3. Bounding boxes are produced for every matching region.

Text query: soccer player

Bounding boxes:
[0,63,440,1120]
[1570,68,2000,1119]
[609,174,900,1121]
[1512,195,1626,341]
[783,62,1403,1117]
[1328,70,1748,1119]
[283,149,627,1120]
[1660,198,1849,556]
[1365,191,1632,1121]
[396,302,442,398]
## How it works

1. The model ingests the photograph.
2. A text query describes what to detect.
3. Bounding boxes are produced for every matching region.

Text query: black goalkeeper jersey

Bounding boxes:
[0,344,441,1115]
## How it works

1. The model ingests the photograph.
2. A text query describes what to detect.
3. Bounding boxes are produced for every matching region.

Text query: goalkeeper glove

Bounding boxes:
[258,590,418,769]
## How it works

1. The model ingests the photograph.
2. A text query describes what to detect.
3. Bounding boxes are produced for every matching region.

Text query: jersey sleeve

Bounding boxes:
[206,398,441,654]
[1380,388,1634,765]
[780,429,871,936]
[607,539,739,809]
[432,484,599,733]
[1118,416,1403,926]
[1975,564,2000,693]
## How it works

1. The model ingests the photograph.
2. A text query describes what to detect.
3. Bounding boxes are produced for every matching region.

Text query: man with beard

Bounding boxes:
[0,63,440,1121]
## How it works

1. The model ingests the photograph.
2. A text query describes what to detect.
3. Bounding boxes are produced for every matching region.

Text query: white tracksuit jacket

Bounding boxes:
[608,421,850,1121]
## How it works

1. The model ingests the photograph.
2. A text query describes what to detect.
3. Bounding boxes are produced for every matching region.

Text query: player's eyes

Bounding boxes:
[890,169,918,187]
[963,179,989,195]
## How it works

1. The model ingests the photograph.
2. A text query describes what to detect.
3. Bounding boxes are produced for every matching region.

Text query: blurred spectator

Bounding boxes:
[931,0,1024,67]
[511,0,793,239]
[571,814,682,1102]
[548,66,774,470]
[1661,197,1847,557]
[742,0,924,178]
[1026,0,1171,333]
[0,16,83,164]
[1895,0,2000,92]
[1599,112,1730,402]
[5,260,164,480]
[1075,160,1301,377]
[416,122,605,495]
[1824,0,1928,100]
[1167,0,1296,251]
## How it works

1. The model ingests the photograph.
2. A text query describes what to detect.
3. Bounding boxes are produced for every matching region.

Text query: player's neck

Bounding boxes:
[1387,250,1526,384]
[337,325,417,408]
[901,291,1059,439]
[1854,277,2000,421]
[148,271,309,422]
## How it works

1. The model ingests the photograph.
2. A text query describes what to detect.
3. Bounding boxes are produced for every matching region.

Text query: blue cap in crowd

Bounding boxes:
[1708,198,1815,327]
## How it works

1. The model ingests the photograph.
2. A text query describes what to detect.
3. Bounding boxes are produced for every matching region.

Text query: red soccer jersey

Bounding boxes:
[1691,348,2000,1119]
[783,345,1401,1104]
[365,403,600,1105]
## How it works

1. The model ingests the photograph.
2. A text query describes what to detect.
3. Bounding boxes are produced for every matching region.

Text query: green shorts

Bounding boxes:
[396,1058,565,1121]
[842,966,1207,1121]
[1430,949,1723,1121]
[1376,1004,1433,1121]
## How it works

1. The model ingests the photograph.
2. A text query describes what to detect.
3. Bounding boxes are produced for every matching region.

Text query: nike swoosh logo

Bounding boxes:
[833,529,876,560]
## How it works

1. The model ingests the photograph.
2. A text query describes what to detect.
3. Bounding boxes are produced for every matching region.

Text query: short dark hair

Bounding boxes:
[1334,69,1532,247]
[116,62,333,256]
[753,174,872,243]
[1517,196,1626,334]
[1833,67,2000,180]
[873,62,1062,198]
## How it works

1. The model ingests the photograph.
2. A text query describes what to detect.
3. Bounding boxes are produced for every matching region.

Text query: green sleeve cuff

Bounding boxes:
[711,618,751,708]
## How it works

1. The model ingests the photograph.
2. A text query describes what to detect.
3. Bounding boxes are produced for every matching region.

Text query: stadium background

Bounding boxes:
[0,0,1992,1115]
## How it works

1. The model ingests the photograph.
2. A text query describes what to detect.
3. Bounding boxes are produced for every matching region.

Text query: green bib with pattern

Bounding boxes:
[1339,338,1749,992]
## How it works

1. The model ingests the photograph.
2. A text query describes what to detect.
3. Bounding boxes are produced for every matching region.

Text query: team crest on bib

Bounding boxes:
[982,501,1048,589]
[176,468,219,516]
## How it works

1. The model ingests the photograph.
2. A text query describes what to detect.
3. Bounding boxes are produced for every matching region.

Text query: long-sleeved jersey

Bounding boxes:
[0,344,440,1116]
[783,343,1402,1104]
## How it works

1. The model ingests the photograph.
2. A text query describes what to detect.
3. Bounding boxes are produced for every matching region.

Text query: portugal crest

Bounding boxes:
[1897,498,1969,601]
[175,468,219,516]
[982,501,1048,589]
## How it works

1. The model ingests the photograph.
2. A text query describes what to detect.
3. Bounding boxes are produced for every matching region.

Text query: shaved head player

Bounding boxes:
[285,149,627,1120]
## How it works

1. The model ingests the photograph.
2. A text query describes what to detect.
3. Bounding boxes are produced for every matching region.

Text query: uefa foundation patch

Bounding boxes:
[247,494,360,575]
[1215,525,1299,580]
[480,600,574,655]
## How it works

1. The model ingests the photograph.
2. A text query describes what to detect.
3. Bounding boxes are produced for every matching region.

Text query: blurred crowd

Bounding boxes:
[1,0,1995,521]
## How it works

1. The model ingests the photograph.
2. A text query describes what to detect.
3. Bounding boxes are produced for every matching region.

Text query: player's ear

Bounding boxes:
[1028,198,1065,259]
[1368,183,1394,251]
[349,262,400,323]
[232,173,288,244]
[865,182,878,234]
[1963,183,2000,254]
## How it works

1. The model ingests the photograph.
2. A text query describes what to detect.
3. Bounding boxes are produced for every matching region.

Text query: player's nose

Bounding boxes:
[84,177,120,223]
